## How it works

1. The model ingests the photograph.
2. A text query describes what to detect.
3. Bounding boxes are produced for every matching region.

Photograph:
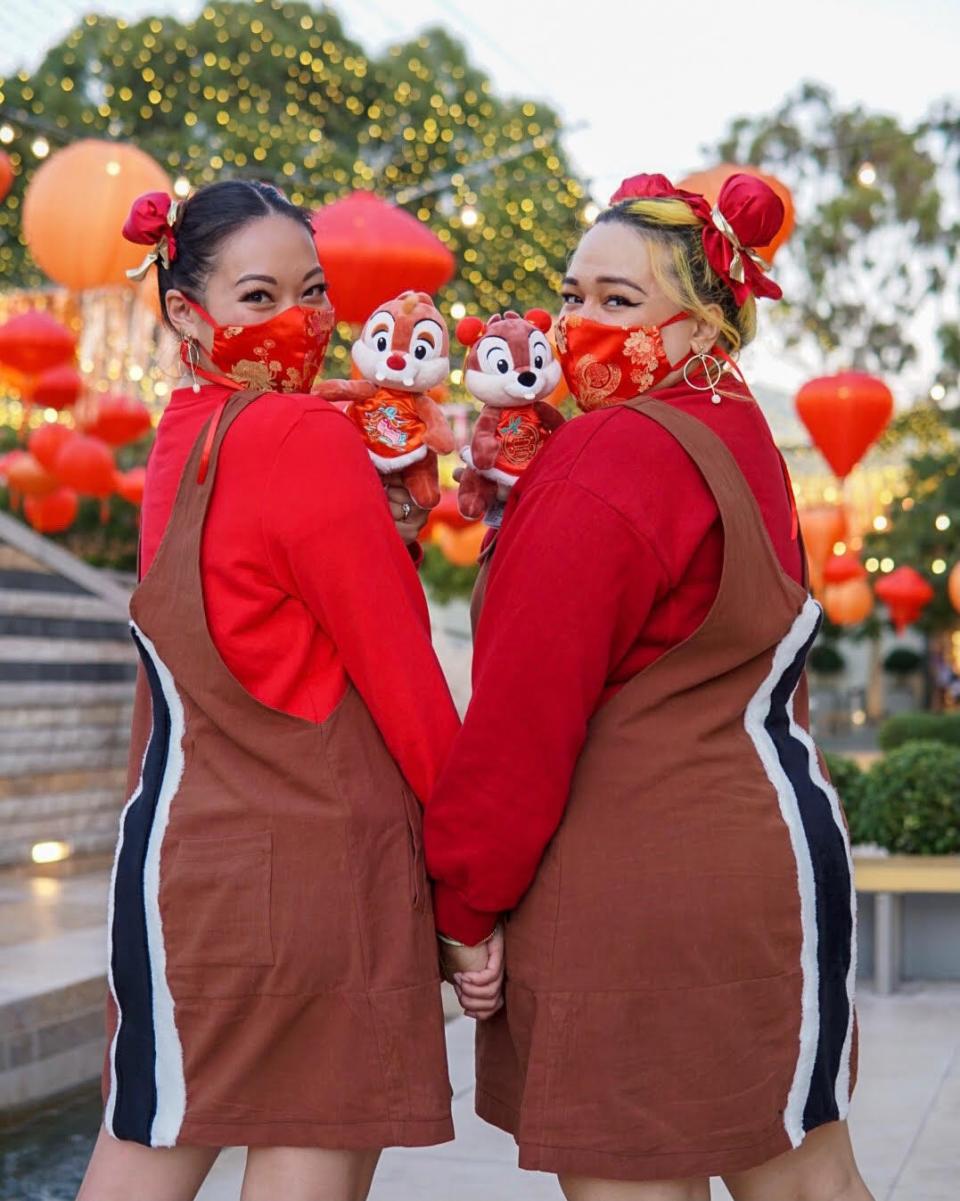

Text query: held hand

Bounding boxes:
[384,475,428,544]
[440,927,505,1021]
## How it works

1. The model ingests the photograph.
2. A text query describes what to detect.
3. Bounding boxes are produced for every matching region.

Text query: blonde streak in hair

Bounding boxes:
[623,197,701,229]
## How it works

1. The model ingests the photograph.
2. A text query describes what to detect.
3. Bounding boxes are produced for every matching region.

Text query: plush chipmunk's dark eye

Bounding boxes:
[415,345,428,360]
[534,354,544,368]
[497,359,510,374]
[376,335,388,351]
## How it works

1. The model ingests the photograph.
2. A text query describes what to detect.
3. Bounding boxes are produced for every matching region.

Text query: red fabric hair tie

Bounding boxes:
[609,172,784,305]
[122,191,180,281]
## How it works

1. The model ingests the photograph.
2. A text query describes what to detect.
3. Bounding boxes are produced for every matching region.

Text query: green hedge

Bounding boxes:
[862,741,960,855]
[823,752,873,845]
[878,712,960,752]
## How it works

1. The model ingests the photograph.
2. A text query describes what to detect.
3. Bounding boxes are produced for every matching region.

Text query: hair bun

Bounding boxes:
[715,174,784,251]
[122,191,177,248]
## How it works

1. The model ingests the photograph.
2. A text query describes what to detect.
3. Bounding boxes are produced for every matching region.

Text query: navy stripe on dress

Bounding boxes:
[764,611,853,1131]
[109,629,170,1142]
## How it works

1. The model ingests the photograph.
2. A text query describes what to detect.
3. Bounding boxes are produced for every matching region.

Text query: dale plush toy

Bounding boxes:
[344,290,455,510]
[456,308,565,521]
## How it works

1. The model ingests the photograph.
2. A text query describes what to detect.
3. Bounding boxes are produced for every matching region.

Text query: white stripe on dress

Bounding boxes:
[743,596,822,1147]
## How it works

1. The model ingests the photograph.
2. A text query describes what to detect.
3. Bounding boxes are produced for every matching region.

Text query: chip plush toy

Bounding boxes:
[456,309,565,521]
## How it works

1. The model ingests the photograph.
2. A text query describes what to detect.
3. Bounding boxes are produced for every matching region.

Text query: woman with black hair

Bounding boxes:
[77,180,464,1201]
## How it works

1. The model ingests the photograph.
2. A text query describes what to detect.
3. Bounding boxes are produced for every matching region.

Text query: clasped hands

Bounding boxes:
[439,927,505,1021]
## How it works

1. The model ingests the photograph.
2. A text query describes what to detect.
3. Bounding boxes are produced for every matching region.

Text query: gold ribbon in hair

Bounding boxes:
[126,198,181,282]
[709,205,771,284]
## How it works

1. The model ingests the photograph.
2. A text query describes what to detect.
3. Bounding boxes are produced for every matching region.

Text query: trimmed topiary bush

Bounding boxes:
[808,644,846,676]
[878,712,960,752]
[883,647,924,676]
[823,752,873,845]
[864,741,960,854]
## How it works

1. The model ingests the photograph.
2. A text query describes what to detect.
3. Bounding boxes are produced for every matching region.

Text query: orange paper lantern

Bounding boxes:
[311,192,455,325]
[23,140,171,291]
[24,487,79,534]
[0,151,13,203]
[677,163,795,262]
[874,567,934,634]
[798,505,847,595]
[948,563,960,615]
[6,453,59,497]
[795,373,893,479]
[823,578,874,626]
[435,521,485,567]
[54,435,115,498]
[28,423,75,472]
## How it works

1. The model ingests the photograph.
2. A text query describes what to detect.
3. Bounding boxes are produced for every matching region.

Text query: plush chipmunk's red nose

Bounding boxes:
[386,353,407,370]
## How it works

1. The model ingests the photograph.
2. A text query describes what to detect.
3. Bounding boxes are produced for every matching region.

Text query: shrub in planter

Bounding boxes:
[823,752,873,845]
[808,644,846,676]
[878,712,960,751]
[864,740,960,854]
[883,647,924,676]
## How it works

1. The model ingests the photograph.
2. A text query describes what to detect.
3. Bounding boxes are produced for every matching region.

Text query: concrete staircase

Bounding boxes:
[0,511,135,868]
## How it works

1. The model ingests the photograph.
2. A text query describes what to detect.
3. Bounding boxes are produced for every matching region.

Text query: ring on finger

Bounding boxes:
[400,501,412,520]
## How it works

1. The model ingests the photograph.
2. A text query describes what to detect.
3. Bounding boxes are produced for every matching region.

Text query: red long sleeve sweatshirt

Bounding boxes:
[424,382,804,944]
[141,384,460,805]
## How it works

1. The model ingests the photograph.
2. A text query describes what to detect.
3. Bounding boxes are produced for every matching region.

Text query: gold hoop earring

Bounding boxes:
[182,336,201,393]
[682,350,724,405]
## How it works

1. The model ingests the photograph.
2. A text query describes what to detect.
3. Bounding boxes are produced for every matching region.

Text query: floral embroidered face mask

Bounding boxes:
[554,310,692,412]
[184,300,335,393]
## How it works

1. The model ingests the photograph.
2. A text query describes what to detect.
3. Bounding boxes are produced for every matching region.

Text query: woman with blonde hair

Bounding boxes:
[426,172,872,1201]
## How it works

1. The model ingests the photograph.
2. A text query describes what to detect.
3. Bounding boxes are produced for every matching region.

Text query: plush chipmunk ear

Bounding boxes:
[456,316,486,346]
[524,308,552,333]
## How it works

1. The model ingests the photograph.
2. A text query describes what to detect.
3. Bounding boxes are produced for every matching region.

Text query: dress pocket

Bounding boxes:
[400,787,427,911]
[164,830,274,966]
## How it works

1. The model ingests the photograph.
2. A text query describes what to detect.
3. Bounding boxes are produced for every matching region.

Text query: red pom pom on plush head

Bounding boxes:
[456,316,487,347]
[524,308,552,334]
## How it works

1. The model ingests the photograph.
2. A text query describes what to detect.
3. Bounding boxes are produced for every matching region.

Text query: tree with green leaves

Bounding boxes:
[0,0,587,372]
[711,82,960,390]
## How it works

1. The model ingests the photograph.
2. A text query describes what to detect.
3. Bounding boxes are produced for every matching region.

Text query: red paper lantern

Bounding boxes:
[114,466,146,506]
[824,578,874,626]
[24,487,79,534]
[31,364,83,411]
[435,522,485,567]
[823,552,866,586]
[0,312,76,376]
[677,163,795,262]
[6,452,59,497]
[874,566,934,634]
[28,423,75,472]
[54,435,115,498]
[0,151,13,203]
[83,394,152,447]
[796,373,893,479]
[311,192,455,325]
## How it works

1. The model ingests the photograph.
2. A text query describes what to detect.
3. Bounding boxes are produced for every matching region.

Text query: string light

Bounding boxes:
[582,201,600,224]
[460,205,478,227]
[173,176,191,197]
[833,541,846,555]
[857,161,877,186]
[0,123,14,144]
[933,559,947,574]
[880,557,895,572]
[873,515,889,531]
[865,558,880,573]
[450,302,466,319]
[935,514,951,531]
[931,383,946,401]
[31,136,50,158]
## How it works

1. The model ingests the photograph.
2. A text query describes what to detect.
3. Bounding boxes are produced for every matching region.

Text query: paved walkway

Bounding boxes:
[195,985,960,1201]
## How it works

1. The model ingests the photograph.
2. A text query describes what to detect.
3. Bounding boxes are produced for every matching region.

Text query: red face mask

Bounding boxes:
[555,310,692,412]
[184,301,335,393]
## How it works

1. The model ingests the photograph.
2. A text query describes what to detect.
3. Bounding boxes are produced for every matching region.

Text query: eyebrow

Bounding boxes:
[562,274,647,293]
[235,273,278,286]
[302,266,325,282]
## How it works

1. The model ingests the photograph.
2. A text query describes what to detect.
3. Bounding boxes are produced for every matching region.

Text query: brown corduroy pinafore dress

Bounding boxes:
[101,389,453,1150]
[474,398,858,1182]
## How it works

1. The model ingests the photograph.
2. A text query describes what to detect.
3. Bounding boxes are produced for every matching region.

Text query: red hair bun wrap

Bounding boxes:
[608,171,783,304]
[122,191,179,279]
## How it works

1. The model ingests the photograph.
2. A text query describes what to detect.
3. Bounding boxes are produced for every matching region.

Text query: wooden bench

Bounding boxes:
[853,853,960,994]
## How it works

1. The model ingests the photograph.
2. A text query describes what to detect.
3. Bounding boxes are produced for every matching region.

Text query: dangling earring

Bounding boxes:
[182,336,201,394]
[682,349,724,405]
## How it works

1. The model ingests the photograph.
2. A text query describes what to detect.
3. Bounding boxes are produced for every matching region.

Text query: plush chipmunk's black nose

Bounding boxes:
[517,371,537,387]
